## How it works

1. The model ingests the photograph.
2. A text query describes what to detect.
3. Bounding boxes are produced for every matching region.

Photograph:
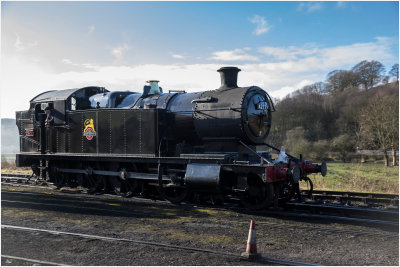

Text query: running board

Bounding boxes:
[56,168,170,181]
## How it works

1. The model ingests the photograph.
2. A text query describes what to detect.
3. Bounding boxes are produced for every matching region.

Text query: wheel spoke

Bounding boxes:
[240,183,274,210]
[301,176,313,199]
[109,176,135,197]
[279,182,295,204]
[158,185,188,204]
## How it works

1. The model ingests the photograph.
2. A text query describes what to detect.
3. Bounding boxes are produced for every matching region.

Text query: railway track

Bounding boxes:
[1,224,315,266]
[2,183,398,265]
[2,189,398,236]
[1,174,36,185]
[3,173,399,207]
[2,173,399,230]
[302,189,399,207]
[3,173,398,206]
[281,202,398,230]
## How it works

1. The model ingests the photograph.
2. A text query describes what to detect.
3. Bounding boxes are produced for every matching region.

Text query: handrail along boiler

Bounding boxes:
[15,67,326,208]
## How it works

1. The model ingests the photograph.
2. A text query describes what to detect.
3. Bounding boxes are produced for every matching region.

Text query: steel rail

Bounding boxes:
[3,173,398,200]
[307,190,399,199]
[285,202,399,222]
[309,195,399,206]
[265,209,398,227]
[1,174,32,179]
[302,189,399,206]
[1,254,67,266]
[1,177,30,183]
[255,220,398,239]
[1,224,315,266]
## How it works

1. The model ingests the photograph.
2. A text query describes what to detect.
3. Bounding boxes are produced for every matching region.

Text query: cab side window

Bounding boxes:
[71,97,76,111]
[34,104,44,121]
[34,103,53,121]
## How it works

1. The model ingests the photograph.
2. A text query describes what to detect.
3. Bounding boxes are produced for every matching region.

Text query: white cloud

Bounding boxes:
[1,38,396,118]
[258,45,319,61]
[60,58,96,70]
[14,34,23,51]
[111,43,131,61]
[88,25,95,35]
[297,2,324,13]
[209,48,259,62]
[14,33,37,52]
[172,54,185,59]
[61,58,73,64]
[258,37,394,72]
[270,79,314,99]
[248,15,270,36]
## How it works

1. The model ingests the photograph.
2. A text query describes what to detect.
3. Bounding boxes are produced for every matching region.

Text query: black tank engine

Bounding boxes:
[16,67,326,209]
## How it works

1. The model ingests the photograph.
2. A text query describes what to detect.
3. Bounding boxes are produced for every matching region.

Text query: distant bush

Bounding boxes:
[311,140,331,161]
[283,127,311,158]
[331,134,356,162]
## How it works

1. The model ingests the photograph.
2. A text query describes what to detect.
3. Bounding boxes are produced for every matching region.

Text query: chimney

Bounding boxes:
[217,67,241,89]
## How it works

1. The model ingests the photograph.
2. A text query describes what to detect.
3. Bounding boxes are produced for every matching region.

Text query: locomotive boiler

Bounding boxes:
[15,67,326,209]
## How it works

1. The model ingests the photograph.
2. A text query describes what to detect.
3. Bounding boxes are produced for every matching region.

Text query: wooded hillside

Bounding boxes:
[269,61,399,166]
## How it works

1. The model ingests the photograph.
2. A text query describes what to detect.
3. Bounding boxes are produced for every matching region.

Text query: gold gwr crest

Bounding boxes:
[83,118,96,140]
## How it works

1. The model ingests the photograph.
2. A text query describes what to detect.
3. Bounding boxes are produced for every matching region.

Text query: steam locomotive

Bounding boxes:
[16,67,326,209]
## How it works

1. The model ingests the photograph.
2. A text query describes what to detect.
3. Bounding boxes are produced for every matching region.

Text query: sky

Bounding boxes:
[1,1,399,118]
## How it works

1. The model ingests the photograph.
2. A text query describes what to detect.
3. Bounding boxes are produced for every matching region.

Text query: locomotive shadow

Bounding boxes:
[2,190,397,234]
[1,190,215,221]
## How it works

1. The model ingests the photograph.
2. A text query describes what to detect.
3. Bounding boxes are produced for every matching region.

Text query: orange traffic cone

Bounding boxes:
[241,220,261,260]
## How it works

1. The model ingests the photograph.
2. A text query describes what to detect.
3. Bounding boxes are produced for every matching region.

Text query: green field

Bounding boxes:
[306,163,399,194]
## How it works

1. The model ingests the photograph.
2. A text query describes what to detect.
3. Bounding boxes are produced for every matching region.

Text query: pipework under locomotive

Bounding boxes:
[16,67,326,209]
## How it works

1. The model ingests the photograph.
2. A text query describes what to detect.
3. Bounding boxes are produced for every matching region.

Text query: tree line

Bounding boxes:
[269,61,399,166]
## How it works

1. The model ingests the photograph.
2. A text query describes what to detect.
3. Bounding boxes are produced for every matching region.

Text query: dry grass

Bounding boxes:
[307,163,399,194]
[1,155,31,174]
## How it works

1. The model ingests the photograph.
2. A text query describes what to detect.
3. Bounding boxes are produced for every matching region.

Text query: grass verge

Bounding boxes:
[306,163,399,194]
[1,156,31,175]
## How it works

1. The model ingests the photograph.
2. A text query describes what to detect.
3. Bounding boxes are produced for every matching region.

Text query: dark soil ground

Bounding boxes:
[1,184,399,265]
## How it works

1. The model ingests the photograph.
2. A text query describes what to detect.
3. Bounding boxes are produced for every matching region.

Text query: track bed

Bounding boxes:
[1,184,398,265]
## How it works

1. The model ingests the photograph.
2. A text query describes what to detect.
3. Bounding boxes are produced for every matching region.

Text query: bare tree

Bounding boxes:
[389,64,399,81]
[358,93,399,166]
[326,70,359,93]
[382,76,390,84]
[352,60,385,90]
[300,82,327,94]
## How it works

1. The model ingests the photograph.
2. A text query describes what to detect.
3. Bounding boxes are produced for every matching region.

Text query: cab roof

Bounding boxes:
[30,86,108,102]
